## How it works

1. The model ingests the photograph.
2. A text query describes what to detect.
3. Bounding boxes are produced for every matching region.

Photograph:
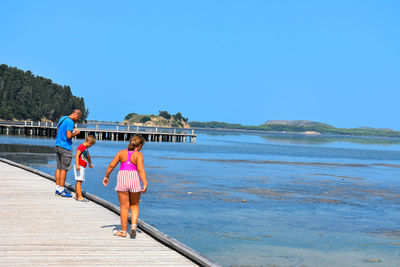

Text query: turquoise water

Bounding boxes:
[1,131,400,266]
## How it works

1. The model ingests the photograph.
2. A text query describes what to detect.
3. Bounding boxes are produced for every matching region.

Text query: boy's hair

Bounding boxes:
[128,134,145,151]
[86,135,96,144]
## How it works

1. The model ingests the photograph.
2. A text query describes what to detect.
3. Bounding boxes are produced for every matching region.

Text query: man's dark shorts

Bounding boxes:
[55,146,72,170]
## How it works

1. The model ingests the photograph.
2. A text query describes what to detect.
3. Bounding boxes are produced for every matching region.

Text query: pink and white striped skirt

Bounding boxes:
[115,170,142,193]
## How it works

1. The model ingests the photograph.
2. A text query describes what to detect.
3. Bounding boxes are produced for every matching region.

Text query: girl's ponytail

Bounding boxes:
[128,135,145,151]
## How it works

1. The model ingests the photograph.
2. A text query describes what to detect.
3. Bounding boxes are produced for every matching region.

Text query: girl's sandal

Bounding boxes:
[113,230,127,237]
[130,228,137,239]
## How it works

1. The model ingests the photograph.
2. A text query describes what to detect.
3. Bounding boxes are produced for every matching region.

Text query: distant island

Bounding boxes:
[121,112,400,138]
[123,111,190,128]
[0,64,88,121]
[189,120,400,138]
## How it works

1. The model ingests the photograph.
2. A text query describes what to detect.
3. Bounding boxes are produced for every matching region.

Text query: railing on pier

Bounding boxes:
[0,121,197,143]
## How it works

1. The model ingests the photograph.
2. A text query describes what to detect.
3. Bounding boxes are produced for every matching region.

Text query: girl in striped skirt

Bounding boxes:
[103,134,148,238]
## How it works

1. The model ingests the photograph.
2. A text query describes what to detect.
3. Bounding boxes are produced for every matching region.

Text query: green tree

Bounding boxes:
[173,112,188,122]
[124,113,137,120]
[159,110,171,120]
[139,116,151,123]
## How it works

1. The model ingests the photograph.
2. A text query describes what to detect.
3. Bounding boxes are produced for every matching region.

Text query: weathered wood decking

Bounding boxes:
[0,160,215,266]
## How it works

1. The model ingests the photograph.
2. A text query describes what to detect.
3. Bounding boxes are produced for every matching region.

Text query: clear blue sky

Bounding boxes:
[1,1,399,129]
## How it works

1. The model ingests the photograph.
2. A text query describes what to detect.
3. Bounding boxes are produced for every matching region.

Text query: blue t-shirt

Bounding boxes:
[55,116,74,150]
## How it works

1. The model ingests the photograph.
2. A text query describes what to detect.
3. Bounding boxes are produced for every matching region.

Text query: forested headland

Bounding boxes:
[189,120,400,138]
[0,64,88,121]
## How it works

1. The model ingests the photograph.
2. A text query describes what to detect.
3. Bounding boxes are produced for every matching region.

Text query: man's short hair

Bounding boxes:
[72,109,82,116]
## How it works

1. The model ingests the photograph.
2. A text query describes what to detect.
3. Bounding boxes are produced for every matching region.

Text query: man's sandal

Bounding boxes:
[113,230,127,237]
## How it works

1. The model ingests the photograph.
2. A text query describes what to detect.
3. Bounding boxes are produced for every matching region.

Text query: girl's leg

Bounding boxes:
[117,191,130,235]
[75,181,82,200]
[129,192,141,228]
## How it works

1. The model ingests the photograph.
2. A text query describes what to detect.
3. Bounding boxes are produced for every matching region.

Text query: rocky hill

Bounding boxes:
[122,111,190,128]
[190,120,400,138]
[264,120,332,127]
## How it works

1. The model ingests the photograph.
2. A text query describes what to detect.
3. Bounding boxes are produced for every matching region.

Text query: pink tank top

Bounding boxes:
[120,150,137,171]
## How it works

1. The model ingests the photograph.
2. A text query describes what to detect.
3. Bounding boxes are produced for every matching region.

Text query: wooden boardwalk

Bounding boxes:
[0,161,202,266]
[0,122,197,143]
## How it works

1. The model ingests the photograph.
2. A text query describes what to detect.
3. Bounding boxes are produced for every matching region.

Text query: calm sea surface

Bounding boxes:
[1,130,400,266]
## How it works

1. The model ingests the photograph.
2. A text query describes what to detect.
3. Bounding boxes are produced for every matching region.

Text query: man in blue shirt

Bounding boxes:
[55,109,82,197]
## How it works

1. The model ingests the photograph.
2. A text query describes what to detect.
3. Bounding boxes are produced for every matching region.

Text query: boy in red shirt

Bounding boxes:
[74,135,96,201]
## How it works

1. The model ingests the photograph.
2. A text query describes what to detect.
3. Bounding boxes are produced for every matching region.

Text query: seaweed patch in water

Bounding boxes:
[238,187,291,200]
[220,232,262,241]
[312,173,365,180]
[149,178,166,184]
[302,197,345,204]
[223,198,249,203]
[158,187,228,200]
[158,156,371,168]
[368,229,400,239]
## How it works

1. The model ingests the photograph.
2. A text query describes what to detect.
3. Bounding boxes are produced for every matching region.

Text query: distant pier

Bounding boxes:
[0,121,197,143]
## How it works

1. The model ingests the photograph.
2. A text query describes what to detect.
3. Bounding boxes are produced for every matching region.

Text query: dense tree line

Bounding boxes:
[0,64,88,121]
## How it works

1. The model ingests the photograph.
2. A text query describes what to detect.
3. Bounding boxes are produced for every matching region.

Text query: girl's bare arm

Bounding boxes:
[136,152,148,193]
[103,152,121,186]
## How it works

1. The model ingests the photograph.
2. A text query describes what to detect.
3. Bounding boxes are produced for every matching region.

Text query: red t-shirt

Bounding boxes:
[77,144,88,168]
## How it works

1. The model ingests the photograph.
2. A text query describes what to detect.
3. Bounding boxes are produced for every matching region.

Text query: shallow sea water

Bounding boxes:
[1,130,400,266]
